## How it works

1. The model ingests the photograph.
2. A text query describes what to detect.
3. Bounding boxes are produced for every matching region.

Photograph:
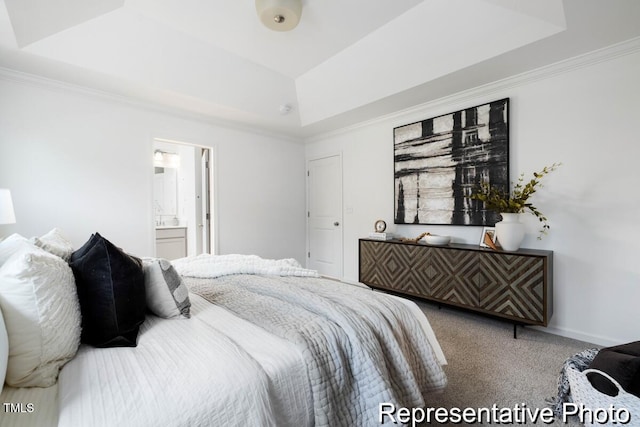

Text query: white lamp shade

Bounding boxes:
[256,0,302,31]
[0,189,16,225]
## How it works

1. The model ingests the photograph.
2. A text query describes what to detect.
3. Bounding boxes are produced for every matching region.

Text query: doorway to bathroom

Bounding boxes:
[153,138,214,259]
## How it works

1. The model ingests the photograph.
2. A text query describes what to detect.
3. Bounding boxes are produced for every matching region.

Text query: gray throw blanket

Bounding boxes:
[185,274,447,427]
[548,348,599,417]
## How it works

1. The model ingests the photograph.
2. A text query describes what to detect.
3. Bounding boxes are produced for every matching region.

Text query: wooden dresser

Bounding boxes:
[359,239,553,334]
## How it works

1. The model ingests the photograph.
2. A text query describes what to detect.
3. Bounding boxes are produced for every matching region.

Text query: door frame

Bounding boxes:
[306,152,343,278]
[151,138,218,256]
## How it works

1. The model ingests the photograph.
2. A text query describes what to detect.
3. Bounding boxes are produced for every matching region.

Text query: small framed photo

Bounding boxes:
[479,227,497,248]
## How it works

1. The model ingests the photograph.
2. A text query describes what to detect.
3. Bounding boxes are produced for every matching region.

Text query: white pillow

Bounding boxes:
[0,245,81,387]
[0,233,31,267]
[32,228,74,261]
[0,305,8,393]
[142,258,191,319]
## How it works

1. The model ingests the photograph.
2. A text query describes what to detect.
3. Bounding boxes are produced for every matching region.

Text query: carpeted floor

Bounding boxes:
[416,300,598,426]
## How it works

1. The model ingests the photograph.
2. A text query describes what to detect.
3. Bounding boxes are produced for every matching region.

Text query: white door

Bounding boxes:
[194,147,211,254]
[200,148,211,253]
[307,154,343,278]
[194,149,204,254]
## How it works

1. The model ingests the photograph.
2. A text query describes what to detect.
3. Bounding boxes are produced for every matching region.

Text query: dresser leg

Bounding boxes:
[513,324,518,339]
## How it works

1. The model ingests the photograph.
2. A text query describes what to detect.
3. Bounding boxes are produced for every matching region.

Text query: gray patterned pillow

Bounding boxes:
[142,258,191,318]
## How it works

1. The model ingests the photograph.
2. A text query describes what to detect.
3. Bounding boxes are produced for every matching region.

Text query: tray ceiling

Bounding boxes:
[1,0,639,138]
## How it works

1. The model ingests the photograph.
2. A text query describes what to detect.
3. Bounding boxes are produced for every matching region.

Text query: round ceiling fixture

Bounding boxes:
[255,0,302,32]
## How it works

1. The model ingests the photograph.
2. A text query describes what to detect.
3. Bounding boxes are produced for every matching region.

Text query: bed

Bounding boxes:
[0,231,447,427]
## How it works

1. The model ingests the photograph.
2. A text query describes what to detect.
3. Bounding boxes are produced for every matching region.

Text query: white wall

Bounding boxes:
[0,76,306,263]
[305,47,640,346]
[1,44,637,347]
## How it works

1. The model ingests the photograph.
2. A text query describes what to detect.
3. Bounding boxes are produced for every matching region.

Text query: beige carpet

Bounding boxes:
[417,301,598,426]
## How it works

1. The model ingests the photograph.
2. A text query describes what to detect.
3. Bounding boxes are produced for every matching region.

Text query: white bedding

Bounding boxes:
[1,255,447,427]
[186,272,447,426]
[382,291,447,366]
[173,254,447,365]
[337,280,447,366]
[172,253,319,279]
[0,383,58,427]
[56,294,312,427]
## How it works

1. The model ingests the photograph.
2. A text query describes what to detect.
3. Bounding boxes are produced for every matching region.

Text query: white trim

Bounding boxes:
[209,145,220,255]
[0,66,300,143]
[154,137,211,151]
[149,137,158,256]
[304,36,640,144]
[2,36,640,143]
[530,325,620,347]
[151,138,218,257]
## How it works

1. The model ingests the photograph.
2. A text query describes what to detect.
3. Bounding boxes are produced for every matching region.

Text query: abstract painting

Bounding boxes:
[394,98,509,226]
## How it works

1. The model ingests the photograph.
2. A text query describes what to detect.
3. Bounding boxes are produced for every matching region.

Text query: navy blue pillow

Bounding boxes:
[70,233,146,347]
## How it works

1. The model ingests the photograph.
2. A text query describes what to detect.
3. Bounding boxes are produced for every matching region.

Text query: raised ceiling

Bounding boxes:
[1,0,640,138]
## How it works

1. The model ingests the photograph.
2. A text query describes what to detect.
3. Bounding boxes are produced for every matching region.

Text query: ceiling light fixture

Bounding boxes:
[255,0,302,32]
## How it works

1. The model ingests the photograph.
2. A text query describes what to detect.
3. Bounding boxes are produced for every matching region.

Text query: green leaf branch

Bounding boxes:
[468,163,561,239]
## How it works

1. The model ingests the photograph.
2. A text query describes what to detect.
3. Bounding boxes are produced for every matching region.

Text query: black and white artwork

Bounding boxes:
[394,98,509,226]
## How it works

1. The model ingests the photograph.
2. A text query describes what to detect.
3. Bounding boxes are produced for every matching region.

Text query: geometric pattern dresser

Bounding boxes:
[359,239,553,332]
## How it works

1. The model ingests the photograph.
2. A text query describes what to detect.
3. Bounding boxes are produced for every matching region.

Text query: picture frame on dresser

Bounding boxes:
[479,227,497,248]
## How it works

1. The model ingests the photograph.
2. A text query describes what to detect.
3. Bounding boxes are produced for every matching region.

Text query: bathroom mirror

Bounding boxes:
[153,151,179,218]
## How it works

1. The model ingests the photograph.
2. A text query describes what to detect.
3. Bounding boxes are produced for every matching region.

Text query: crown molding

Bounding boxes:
[3,35,639,145]
[0,66,302,144]
[304,36,640,144]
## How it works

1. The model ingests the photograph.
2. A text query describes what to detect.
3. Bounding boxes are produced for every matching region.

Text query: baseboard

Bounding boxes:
[529,325,621,348]
[327,275,623,348]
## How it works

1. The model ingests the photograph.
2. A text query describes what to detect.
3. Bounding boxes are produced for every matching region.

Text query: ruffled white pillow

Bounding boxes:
[32,228,74,261]
[0,243,81,387]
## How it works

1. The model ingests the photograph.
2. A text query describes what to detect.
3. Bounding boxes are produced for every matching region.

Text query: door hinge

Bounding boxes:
[307,211,310,218]
[307,170,309,177]
[308,252,310,258]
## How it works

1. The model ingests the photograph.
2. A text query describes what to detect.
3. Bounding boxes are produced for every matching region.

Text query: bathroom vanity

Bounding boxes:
[156,226,187,260]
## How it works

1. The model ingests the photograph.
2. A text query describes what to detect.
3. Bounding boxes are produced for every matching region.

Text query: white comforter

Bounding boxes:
[7,255,445,427]
[56,295,312,427]
[174,253,446,365]
[172,253,319,279]
[181,255,447,427]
